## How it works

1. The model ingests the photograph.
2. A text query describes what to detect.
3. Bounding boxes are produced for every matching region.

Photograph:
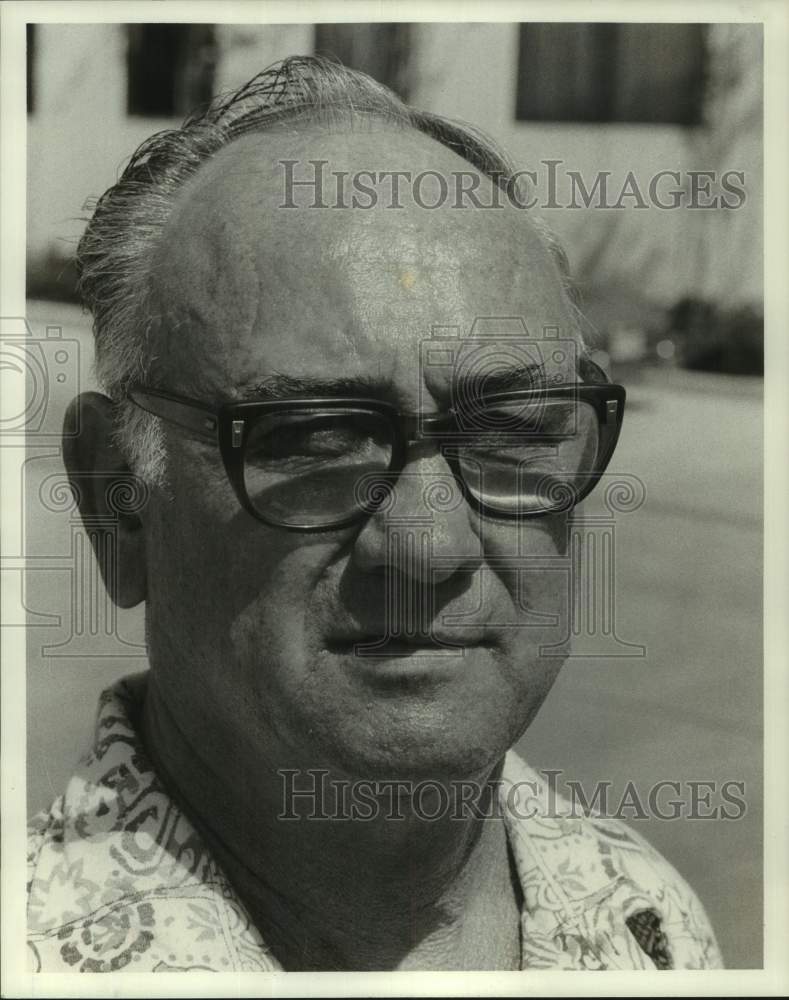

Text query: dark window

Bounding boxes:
[27,24,35,113]
[516,23,707,125]
[127,24,217,117]
[314,23,412,100]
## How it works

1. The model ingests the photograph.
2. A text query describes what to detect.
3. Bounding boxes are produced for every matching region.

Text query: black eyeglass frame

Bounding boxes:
[127,381,626,531]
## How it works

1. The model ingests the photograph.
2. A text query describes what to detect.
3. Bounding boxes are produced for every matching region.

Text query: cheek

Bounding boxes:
[141,496,337,748]
[479,515,570,712]
[479,512,569,612]
[518,511,570,555]
[143,503,235,667]
[144,465,350,661]
[477,510,569,556]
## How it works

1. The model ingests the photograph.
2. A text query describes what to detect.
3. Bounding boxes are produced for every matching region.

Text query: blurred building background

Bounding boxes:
[22,21,762,969]
[26,21,763,372]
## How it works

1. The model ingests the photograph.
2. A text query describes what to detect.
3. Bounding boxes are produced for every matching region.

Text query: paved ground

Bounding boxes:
[17,300,762,967]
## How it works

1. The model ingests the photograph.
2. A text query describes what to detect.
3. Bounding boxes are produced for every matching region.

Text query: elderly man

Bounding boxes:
[27,57,720,972]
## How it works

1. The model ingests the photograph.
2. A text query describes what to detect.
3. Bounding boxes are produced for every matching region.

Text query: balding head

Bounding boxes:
[75,56,579,483]
[148,124,578,404]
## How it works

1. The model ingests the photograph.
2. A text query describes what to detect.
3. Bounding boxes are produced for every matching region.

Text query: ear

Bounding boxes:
[62,392,148,608]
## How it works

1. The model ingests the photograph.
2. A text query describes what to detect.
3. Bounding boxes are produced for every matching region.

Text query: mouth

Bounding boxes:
[322,629,500,690]
[326,630,494,656]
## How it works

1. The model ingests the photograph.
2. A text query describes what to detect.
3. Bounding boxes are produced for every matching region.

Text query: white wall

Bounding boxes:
[26,24,312,269]
[410,22,762,309]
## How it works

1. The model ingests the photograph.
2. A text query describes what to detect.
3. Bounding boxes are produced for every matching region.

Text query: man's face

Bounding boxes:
[140,126,579,781]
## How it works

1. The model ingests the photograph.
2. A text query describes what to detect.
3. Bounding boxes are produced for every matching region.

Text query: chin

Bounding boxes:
[333,743,508,787]
[263,642,564,782]
[302,694,525,785]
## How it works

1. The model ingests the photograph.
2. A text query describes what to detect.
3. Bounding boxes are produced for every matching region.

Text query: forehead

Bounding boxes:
[149,124,578,403]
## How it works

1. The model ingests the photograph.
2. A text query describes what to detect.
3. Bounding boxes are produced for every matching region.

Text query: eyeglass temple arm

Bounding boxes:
[578,354,610,385]
[127,388,218,440]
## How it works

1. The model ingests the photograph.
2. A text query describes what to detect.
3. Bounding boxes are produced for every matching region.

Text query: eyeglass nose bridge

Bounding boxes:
[230,411,460,452]
[400,410,451,444]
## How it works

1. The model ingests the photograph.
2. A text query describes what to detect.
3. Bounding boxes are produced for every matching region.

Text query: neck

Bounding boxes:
[139,671,522,971]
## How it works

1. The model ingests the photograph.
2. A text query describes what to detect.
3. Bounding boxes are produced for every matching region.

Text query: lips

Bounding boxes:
[327,627,493,652]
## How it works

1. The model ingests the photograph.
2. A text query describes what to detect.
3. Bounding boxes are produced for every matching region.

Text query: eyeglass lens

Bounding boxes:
[241,398,601,527]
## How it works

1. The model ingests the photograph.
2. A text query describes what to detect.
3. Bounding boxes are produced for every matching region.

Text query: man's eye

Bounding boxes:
[468,425,575,450]
[275,426,352,457]
[475,401,576,437]
[462,441,562,469]
[247,415,387,467]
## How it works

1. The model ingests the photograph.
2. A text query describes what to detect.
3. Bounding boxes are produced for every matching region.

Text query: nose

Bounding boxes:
[350,449,481,584]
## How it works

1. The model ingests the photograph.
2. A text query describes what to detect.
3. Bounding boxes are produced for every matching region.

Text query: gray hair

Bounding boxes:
[76,55,580,486]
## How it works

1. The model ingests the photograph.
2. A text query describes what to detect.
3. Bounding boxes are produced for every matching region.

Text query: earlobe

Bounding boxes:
[62,392,148,608]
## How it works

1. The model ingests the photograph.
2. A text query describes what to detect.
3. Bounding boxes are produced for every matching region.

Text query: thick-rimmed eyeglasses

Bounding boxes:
[128,379,626,531]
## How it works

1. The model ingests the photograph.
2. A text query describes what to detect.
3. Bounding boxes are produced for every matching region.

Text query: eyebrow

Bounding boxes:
[458,363,548,396]
[237,363,550,404]
[238,373,397,401]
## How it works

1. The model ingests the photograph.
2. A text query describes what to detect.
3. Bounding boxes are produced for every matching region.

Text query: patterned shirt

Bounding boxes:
[27,673,723,972]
